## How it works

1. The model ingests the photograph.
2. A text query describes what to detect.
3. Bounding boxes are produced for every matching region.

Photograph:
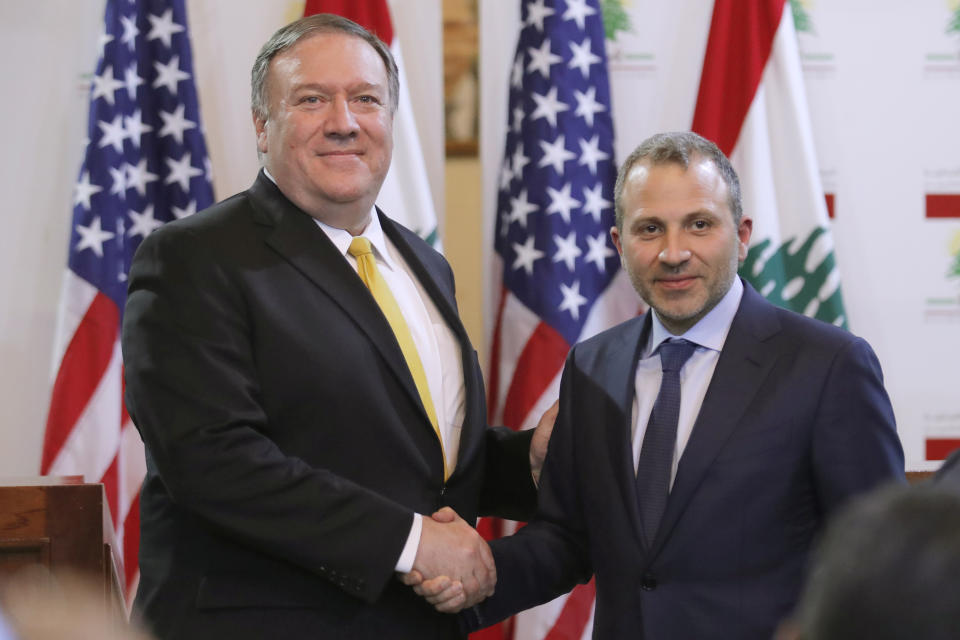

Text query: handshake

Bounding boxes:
[400,507,495,614]
[400,399,559,613]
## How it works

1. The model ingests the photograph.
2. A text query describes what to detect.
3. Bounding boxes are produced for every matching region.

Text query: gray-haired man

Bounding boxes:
[123,14,551,639]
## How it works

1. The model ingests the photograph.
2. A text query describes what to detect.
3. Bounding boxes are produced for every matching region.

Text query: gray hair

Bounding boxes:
[251,13,399,121]
[613,131,743,230]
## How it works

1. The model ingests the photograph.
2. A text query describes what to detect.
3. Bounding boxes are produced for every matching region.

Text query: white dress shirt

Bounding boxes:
[631,277,744,487]
[312,213,466,574]
[313,213,466,471]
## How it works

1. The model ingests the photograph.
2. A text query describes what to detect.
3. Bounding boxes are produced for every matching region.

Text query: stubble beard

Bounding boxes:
[626,249,741,334]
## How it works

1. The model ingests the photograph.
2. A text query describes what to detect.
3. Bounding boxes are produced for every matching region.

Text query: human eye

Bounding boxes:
[353,94,384,109]
[690,218,712,231]
[297,94,323,106]
[634,221,661,238]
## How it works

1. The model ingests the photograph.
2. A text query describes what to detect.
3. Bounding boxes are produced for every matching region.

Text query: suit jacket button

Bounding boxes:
[641,574,657,590]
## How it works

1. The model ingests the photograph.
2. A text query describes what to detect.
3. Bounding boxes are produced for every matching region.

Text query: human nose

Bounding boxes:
[324,97,358,137]
[657,230,691,266]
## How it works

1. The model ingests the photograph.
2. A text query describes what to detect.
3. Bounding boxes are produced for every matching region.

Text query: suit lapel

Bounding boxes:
[379,211,464,341]
[647,283,782,558]
[598,316,653,548]
[247,174,430,432]
[379,211,483,478]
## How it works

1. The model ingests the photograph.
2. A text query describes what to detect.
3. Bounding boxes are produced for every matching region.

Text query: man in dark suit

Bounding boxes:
[413,131,905,638]
[122,14,550,640]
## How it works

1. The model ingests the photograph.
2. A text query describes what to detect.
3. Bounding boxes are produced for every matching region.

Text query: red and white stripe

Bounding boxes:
[694,0,835,300]
[42,270,144,603]
[488,270,638,431]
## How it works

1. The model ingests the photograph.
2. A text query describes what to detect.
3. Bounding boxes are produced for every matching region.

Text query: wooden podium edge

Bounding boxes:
[0,479,126,615]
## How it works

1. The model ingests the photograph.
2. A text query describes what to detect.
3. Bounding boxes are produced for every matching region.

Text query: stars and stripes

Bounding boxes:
[485,1,640,639]
[43,0,213,602]
[492,0,618,352]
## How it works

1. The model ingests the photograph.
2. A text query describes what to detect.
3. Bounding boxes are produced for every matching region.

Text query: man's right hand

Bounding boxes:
[401,507,495,612]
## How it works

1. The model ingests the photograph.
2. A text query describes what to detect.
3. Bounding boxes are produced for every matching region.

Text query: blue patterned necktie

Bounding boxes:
[636,339,697,547]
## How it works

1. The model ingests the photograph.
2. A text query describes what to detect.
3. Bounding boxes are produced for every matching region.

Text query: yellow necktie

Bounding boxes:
[348,237,448,479]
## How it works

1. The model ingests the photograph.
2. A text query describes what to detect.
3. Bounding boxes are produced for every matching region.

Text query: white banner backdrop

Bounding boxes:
[2,0,957,478]
[482,0,960,472]
[0,0,442,476]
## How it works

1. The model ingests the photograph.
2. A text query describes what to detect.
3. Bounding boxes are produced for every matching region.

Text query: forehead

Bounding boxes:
[268,31,388,90]
[622,157,730,217]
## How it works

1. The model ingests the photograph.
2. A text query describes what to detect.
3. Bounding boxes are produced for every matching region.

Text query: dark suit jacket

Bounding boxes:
[121,172,535,640]
[470,280,904,639]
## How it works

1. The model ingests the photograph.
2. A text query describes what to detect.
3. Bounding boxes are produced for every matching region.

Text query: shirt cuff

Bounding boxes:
[394,512,423,573]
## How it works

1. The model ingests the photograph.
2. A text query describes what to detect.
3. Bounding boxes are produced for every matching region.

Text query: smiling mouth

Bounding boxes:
[656,276,698,290]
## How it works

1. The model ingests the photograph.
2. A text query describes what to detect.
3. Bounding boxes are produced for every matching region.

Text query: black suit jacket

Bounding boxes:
[470,281,904,639]
[122,172,535,639]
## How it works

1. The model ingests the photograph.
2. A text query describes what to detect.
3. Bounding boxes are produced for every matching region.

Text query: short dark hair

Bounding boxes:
[613,131,742,230]
[795,484,960,640]
[251,13,399,121]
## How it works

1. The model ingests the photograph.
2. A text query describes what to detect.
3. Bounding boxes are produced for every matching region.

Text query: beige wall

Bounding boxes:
[442,157,486,370]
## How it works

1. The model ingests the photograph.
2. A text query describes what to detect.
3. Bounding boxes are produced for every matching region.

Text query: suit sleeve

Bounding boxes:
[811,336,905,513]
[479,426,536,521]
[122,225,412,604]
[467,350,593,630]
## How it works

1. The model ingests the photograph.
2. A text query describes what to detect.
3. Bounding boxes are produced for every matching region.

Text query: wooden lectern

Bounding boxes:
[0,477,125,617]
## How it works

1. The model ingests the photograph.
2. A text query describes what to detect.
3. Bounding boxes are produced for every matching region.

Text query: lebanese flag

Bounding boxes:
[694,0,847,327]
[303,0,441,248]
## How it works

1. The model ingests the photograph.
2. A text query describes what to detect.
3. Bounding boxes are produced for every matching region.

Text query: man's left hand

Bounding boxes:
[530,399,559,486]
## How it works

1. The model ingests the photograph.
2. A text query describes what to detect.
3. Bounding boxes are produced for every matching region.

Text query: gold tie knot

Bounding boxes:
[348,236,373,258]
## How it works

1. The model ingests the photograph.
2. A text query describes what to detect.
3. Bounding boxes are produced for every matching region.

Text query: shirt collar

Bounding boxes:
[263,168,394,271]
[644,276,744,357]
[313,209,396,272]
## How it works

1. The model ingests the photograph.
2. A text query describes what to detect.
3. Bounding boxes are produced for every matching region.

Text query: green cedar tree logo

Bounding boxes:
[949,231,960,281]
[949,4,960,35]
[949,249,960,280]
[740,227,848,328]
[601,0,633,41]
[790,0,816,34]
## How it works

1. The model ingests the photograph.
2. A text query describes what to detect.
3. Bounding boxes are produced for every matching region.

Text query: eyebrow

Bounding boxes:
[629,208,720,226]
[682,208,720,219]
[636,209,720,220]
[290,81,385,95]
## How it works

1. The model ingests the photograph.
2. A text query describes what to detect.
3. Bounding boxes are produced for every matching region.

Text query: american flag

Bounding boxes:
[485,1,638,638]
[42,0,213,601]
